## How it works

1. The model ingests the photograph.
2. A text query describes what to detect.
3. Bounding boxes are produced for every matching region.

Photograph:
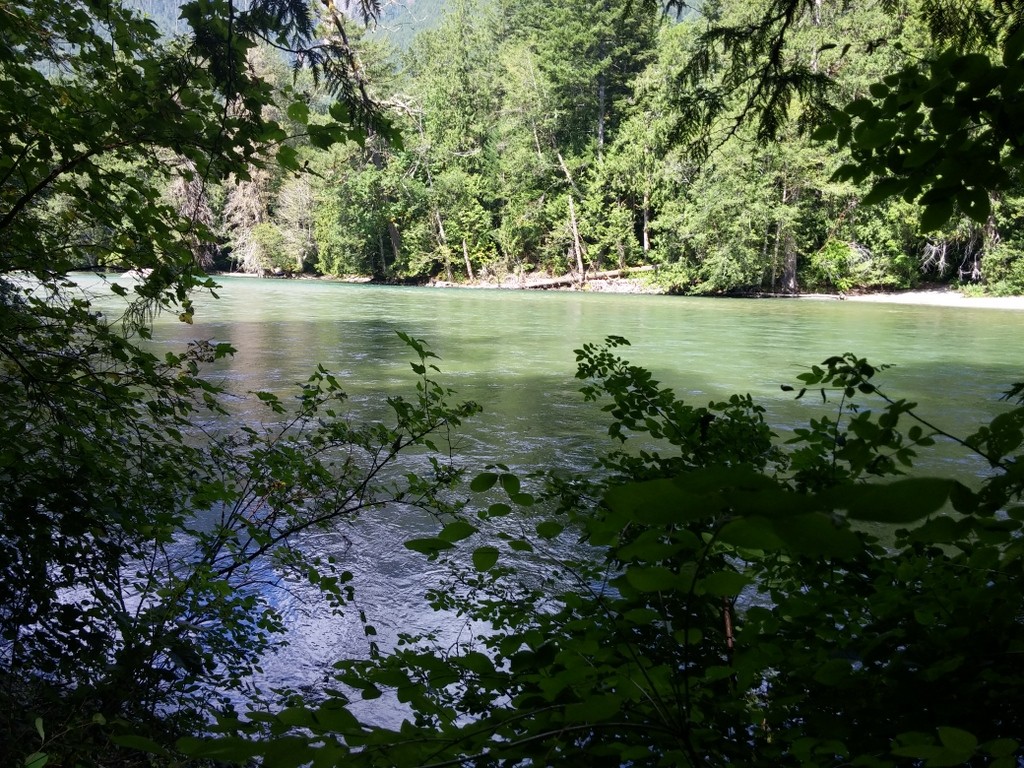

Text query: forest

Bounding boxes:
[121,0,1024,294]
[1,0,1023,767]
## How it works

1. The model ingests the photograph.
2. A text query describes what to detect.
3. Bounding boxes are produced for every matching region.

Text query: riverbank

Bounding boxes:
[503,277,1024,309]
[436,274,1024,308]
[211,270,1024,309]
[837,288,1024,310]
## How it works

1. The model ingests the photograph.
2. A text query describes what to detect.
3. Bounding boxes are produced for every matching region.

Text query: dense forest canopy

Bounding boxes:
[2,0,1024,766]
[106,0,1024,295]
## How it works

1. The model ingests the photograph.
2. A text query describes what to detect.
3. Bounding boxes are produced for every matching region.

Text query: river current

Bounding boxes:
[77,273,1024,703]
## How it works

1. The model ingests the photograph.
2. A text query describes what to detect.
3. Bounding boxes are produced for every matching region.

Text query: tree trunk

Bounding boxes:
[556,151,581,196]
[778,183,798,293]
[772,219,782,292]
[568,195,585,280]
[434,211,453,281]
[462,236,474,281]
[774,182,798,296]
[366,141,400,277]
[642,190,651,255]
[522,265,654,289]
[386,221,401,273]
[781,231,798,293]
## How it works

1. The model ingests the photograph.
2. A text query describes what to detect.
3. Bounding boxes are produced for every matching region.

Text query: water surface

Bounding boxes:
[79,274,1024,697]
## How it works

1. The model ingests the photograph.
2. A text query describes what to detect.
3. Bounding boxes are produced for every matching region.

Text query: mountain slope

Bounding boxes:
[372,0,451,49]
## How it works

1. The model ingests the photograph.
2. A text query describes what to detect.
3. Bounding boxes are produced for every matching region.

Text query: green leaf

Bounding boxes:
[486,502,512,518]
[854,120,899,149]
[470,472,498,492]
[810,122,838,141]
[914,608,936,626]
[702,570,750,597]
[359,684,382,700]
[718,516,785,549]
[605,478,688,523]
[605,474,731,525]
[564,695,621,723]
[957,186,991,222]
[983,738,1019,758]
[457,651,496,676]
[904,515,962,545]
[920,198,955,231]
[109,735,168,755]
[536,520,564,539]
[286,100,309,124]
[891,744,946,761]
[23,754,47,768]
[472,545,499,571]
[177,736,260,761]
[276,144,300,171]
[329,101,350,122]
[813,658,851,685]
[937,727,977,753]
[404,537,455,556]
[845,97,874,117]
[904,140,941,168]
[259,737,317,768]
[1004,27,1024,66]
[439,519,477,543]
[773,513,862,559]
[949,53,991,82]
[276,707,317,728]
[838,478,953,523]
[624,565,679,592]
[500,473,521,496]
[861,177,906,206]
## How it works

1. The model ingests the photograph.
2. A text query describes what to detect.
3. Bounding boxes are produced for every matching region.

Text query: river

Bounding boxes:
[80,273,1024,702]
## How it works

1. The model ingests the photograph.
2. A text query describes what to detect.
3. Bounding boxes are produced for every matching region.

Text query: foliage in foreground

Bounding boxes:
[0,1,458,765]
[173,338,1024,768]
[0,319,478,767]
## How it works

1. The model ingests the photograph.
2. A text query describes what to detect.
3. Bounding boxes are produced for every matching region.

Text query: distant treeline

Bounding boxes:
[115,0,1024,294]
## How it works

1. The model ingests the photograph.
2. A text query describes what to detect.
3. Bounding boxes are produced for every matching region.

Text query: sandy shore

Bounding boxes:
[828,288,1024,310]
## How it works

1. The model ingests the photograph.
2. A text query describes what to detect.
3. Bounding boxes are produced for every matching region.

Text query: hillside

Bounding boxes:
[372,0,451,49]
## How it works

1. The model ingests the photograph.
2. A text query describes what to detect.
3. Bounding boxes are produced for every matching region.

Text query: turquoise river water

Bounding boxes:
[77,273,1024,703]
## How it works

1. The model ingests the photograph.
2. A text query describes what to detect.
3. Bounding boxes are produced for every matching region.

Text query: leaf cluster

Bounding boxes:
[821,29,1024,231]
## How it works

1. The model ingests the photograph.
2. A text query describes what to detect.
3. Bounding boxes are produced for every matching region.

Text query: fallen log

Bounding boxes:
[522,265,656,289]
